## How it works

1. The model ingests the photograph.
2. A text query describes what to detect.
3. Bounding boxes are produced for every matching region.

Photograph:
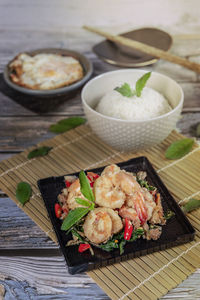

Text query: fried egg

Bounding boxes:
[9,53,84,90]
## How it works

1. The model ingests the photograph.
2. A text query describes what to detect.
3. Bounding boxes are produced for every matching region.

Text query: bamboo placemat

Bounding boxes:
[0,124,200,300]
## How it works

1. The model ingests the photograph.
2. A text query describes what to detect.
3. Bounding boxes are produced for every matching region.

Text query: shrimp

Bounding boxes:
[124,191,148,225]
[83,207,123,244]
[141,188,156,220]
[66,179,86,210]
[103,207,123,234]
[101,164,120,176]
[119,205,141,229]
[83,208,112,244]
[150,193,166,225]
[113,171,141,195]
[94,171,126,209]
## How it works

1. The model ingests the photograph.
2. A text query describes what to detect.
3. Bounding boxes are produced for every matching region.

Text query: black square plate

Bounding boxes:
[38,157,195,274]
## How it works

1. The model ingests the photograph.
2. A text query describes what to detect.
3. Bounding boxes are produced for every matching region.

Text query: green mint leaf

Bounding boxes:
[115,83,135,97]
[49,117,86,133]
[61,207,89,231]
[79,170,95,203]
[165,138,194,160]
[135,72,151,97]
[16,182,32,206]
[75,197,93,208]
[181,198,200,213]
[196,123,200,137]
[27,146,52,159]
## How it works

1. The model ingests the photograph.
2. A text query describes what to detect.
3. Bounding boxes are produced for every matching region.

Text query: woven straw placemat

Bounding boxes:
[0,124,200,300]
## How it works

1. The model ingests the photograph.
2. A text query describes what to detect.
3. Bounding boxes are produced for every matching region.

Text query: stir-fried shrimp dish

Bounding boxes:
[55,164,171,255]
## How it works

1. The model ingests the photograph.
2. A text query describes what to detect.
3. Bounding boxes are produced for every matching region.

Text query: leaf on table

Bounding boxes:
[49,117,86,133]
[16,182,32,206]
[196,123,200,137]
[165,138,194,160]
[61,207,89,231]
[135,72,151,97]
[79,170,95,202]
[27,146,52,159]
[114,83,135,97]
[181,198,200,213]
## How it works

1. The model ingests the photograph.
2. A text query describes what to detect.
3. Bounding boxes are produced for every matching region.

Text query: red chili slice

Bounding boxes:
[55,203,62,218]
[124,218,133,240]
[65,180,72,188]
[78,243,90,253]
[62,208,69,215]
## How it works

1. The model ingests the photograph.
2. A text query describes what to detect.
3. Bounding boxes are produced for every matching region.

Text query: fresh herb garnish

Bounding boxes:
[79,170,95,203]
[99,228,144,255]
[75,197,94,210]
[115,83,135,97]
[27,146,52,159]
[137,177,156,191]
[119,240,126,255]
[181,198,200,213]
[49,117,86,133]
[71,228,85,243]
[164,209,175,220]
[114,72,151,98]
[16,182,32,206]
[61,207,89,231]
[165,138,194,160]
[135,72,151,97]
[61,171,95,232]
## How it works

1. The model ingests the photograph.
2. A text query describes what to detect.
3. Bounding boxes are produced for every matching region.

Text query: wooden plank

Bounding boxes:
[0,113,198,152]
[0,197,56,250]
[0,256,200,299]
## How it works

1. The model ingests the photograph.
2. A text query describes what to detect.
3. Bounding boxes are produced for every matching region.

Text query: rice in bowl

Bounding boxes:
[96,87,172,121]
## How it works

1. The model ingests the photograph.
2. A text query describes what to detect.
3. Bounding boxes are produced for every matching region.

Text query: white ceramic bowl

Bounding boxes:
[81,69,184,152]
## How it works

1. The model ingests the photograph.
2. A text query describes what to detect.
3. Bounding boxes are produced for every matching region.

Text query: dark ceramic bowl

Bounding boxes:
[3,48,93,97]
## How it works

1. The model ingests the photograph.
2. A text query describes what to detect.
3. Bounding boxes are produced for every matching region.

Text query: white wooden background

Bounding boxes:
[0,0,200,299]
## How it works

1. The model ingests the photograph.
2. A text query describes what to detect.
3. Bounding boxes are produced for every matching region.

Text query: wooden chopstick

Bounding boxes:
[83,25,200,73]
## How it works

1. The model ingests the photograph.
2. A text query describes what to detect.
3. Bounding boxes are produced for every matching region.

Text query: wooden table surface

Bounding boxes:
[0,1,200,299]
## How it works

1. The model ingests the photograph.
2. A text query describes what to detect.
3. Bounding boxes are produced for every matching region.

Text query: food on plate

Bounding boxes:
[56,164,172,255]
[95,72,172,120]
[8,53,84,90]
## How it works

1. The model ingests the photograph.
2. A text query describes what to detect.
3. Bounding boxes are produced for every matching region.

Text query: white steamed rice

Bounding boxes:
[95,87,172,121]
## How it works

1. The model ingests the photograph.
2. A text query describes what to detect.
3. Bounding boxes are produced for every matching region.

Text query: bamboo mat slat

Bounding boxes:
[0,124,200,300]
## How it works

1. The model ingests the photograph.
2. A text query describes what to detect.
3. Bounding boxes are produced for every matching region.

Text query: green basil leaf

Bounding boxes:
[61,207,89,231]
[165,138,194,160]
[75,197,92,207]
[16,182,32,206]
[135,72,151,97]
[119,239,126,255]
[182,198,200,213]
[196,123,200,137]
[27,146,52,159]
[115,83,135,98]
[164,209,175,220]
[71,229,85,242]
[79,170,95,203]
[49,117,86,133]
